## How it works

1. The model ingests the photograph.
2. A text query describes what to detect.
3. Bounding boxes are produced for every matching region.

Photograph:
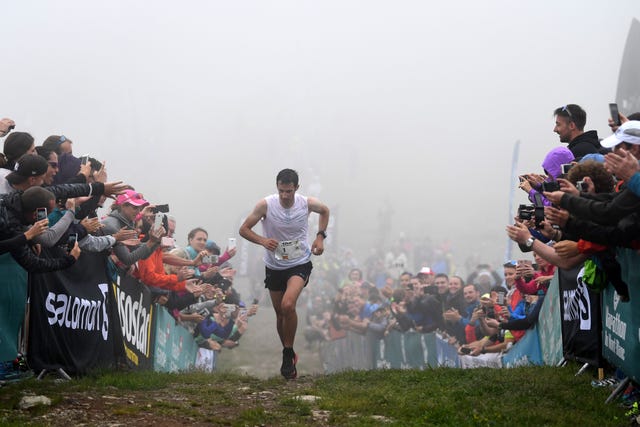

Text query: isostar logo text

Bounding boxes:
[115,287,151,357]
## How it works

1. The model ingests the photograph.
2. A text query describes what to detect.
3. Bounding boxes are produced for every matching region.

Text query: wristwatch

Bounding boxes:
[317,230,327,239]
[525,236,535,248]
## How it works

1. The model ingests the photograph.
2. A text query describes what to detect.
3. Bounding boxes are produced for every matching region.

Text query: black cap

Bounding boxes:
[6,154,49,185]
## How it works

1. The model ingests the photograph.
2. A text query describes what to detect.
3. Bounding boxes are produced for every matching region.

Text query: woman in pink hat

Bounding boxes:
[100,189,163,276]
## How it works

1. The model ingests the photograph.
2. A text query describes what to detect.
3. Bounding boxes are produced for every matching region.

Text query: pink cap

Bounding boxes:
[115,190,149,207]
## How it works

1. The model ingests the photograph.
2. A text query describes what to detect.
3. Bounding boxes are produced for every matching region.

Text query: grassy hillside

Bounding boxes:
[0,364,630,426]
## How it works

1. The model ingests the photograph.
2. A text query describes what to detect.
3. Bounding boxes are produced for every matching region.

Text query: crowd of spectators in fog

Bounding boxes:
[0,119,258,376]
[2,103,640,403]
[299,247,548,363]
[295,104,639,403]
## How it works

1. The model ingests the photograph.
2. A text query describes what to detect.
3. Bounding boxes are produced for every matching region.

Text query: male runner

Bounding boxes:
[239,169,330,379]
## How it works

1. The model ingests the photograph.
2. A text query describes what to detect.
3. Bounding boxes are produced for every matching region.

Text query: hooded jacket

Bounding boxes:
[568,130,603,161]
[528,146,575,206]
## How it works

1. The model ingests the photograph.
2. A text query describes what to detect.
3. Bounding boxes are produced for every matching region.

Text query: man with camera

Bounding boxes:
[239,169,330,380]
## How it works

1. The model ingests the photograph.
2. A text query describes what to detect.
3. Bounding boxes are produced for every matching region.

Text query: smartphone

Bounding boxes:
[228,237,236,250]
[497,292,505,305]
[36,207,48,221]
[561,163,573,174]
[576,180,586,192]
[202,254,218,264]
[609,103,621,126]
[224,304,236,318]
[161,236,174,247]
[80,155,89,165]
[459,347,472,355]
[67,233,78,252]
[154,213,164,230]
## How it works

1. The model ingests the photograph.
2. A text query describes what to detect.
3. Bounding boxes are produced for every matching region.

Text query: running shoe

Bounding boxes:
[280,350,298,380]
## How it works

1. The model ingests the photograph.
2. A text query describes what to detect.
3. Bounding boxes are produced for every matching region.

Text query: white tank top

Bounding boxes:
[261,193,311,270]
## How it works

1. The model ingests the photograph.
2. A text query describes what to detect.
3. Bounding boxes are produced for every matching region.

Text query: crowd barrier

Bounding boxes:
[26,251,214,375]
[602,248,640,384]
[21,248,640,380]
[320,275,568,373]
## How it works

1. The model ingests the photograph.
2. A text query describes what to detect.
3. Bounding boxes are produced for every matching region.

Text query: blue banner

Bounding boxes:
[601,248,640,383]
[153,305,199,372]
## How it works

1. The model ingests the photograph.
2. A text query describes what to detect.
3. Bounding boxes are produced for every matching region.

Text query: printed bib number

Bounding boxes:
[275,240,304,261]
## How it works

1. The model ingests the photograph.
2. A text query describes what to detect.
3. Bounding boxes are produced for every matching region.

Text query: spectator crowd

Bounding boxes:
[1,104,639,409]
[0,120,258,380]
[294,104,640,407]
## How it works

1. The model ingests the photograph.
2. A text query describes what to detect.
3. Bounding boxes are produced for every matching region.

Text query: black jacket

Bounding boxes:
[567,130,603,161]
[0,182,105,272]
[559,187,640,226]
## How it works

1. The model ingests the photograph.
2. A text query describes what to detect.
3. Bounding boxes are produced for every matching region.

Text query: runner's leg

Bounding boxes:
[279,276,305,348]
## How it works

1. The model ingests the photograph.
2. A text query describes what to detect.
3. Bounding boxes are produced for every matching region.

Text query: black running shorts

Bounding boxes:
[264,261,313,292]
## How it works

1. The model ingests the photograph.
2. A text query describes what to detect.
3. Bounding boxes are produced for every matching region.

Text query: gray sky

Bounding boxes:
[3,1,639,274]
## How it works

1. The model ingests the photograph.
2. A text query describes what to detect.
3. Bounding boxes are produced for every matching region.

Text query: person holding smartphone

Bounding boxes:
[239,168,330,380]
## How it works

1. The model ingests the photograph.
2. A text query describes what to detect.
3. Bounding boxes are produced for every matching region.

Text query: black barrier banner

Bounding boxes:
[112,274,155,370]
[558,264,602,366]
[28,251,115,375]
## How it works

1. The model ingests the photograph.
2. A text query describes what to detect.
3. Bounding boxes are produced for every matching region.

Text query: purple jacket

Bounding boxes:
[528,147,575,206]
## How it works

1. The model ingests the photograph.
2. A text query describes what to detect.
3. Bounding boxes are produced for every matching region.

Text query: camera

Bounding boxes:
[517,204,544,227]
[202,254,219,265]
[541,181,560,192]
[80,155,103,171]
[517,204,535,221]
[150,204,169,214]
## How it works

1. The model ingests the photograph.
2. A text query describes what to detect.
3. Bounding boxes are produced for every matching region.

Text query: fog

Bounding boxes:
[3,1,639,275]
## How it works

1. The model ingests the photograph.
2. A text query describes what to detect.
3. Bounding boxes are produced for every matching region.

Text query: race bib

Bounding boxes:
[275,240,304,261]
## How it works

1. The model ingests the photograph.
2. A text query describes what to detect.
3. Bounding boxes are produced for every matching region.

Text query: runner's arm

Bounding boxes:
[239,199,277,251]
[307,197,330,233]
[308,197,330,255]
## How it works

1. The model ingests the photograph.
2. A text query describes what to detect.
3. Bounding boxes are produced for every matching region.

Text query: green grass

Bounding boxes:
[0,363,629,426]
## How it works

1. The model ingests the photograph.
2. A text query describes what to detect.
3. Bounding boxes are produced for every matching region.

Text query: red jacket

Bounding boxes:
[134,247,186,291]
[515,264,555,295]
